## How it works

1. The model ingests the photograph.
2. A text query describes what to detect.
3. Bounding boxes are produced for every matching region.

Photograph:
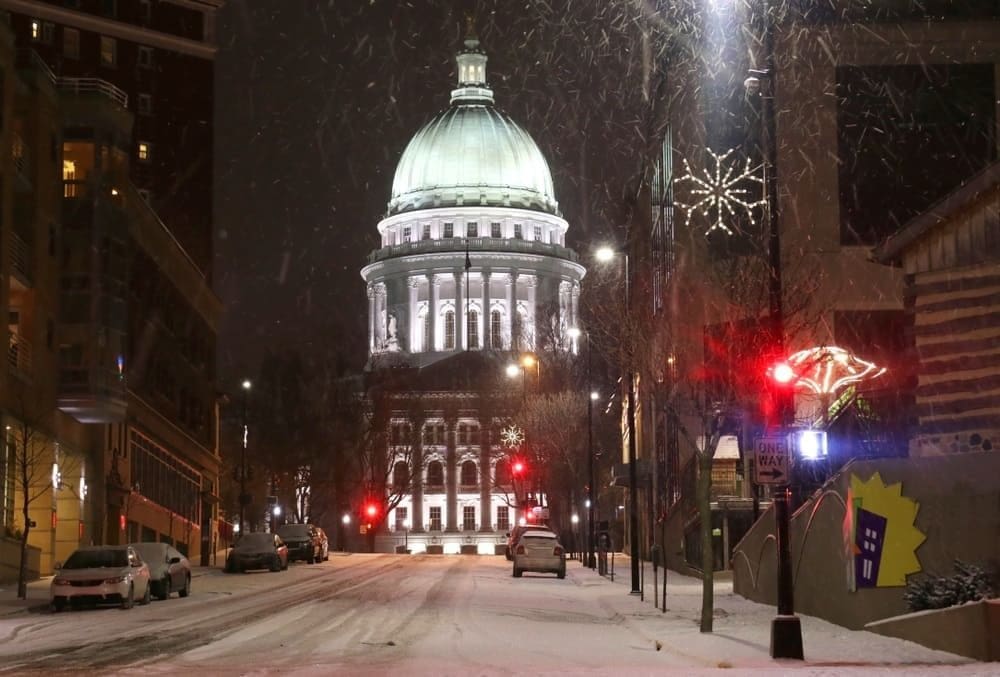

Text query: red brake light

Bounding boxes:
[515,545,525,555]
[553,546,563,556]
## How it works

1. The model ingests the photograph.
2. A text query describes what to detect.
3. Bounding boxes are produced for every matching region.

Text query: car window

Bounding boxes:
[132,543,166,563]
[277,524,310,539]
[63,549,129,569]
[237,533,274,548]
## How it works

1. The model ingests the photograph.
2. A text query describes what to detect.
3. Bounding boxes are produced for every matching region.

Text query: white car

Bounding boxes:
[130,542,191,600]
[512,530,566,579]
[51,545,152,611]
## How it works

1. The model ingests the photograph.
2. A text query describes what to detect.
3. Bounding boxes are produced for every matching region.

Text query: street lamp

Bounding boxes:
[505,352,540,400]
[238,379,252,536]
[595,245,640,595]
[568,326,600,570]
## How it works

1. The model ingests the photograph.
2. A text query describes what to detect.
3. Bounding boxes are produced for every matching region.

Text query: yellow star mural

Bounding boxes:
[849,472,926,588]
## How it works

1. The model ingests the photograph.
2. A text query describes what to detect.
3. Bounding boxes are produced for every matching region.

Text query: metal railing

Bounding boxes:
[7,333,32,376]
[19,49,128,108]
[10,233,32,284]
[366,237,580,264]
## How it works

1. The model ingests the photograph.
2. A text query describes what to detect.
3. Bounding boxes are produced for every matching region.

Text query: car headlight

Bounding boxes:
[104,575,127,584]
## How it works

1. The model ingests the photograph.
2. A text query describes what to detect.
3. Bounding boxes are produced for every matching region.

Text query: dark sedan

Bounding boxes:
[276,523,327,564]
[225,533,288,573]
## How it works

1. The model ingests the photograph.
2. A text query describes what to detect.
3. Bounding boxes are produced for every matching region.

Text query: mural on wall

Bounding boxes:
[844,472,926,591]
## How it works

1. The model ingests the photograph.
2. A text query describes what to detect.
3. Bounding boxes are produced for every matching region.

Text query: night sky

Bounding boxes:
[213,0,746,383]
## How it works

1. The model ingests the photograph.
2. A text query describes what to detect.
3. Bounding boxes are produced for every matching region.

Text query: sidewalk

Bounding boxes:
[577,553,980,673]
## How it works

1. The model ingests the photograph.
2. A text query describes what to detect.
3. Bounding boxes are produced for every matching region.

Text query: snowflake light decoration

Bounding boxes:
[674,148,766,237]
[500,425,524,448]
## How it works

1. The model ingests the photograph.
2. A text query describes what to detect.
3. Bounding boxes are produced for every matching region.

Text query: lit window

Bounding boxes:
[100,36,117,67]
[467,310,479,349]
[137,142,150,162]
[467,222,478,237]
[491,222,501,238]
[30,19,40,40]
[137,94,152,115]
[429,506,442,530]
[444,311,455,350]
[497,506,509,531]
[138,46,153,69]
[462,506,475,531]
[63,28,80,59]
[443,222,453,238]
[490,310,502,348]
[403,226,411,242]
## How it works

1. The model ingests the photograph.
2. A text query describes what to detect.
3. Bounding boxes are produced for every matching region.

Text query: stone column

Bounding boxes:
[525,276,537,351]
[454,270,465,351]
[411,418,425,533]
[408,277,420,352]
[481,270,491,349]
[374,282,387,349]
[479,417,492,532]
[367,283,376,353]
[445,418,458,532]
[428,273,440,351]
[571,282,581,337]
[504,271,516,350]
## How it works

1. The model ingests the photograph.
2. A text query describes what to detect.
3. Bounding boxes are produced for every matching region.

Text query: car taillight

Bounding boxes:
[553,547,564,557]
[104,575,127,584]
[515,545,525,555]
[53,577,70,586]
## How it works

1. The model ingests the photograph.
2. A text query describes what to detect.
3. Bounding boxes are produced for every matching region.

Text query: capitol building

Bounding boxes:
[359,33,585,553]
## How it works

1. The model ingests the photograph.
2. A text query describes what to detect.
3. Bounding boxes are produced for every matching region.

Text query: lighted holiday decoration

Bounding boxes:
[500,424,524,448]
[779,346,886,396]
[674,148,765,236]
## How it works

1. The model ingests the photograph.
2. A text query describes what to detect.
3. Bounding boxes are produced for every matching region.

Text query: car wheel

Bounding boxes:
[323,548,329,562]
[141,582,152,605]
[513,568,523,578]
[157,577,171,600]
[557,568,566,580]
[269,557,281,572]
[505,548,512,562]
[179,575,191,598]
[121,584,134,610]
[307,551,315,564]
[282,558,288,571]
[52,598,66,612]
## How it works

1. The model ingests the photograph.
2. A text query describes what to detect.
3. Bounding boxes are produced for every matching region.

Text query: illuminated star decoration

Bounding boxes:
[786,346,886,396]
[674,148,765,237]
[500,425,524,448]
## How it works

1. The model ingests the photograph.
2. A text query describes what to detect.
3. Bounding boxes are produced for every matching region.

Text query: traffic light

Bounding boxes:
[363,501,380,530]
[512,460,525,476]
[765,359,796,428]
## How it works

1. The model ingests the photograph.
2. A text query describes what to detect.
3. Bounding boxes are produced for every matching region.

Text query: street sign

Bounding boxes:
[754,436,790,485]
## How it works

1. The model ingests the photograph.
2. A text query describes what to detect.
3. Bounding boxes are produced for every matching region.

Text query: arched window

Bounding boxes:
[426,461,444,487]
[460,460,477,488]
[444,310,456,350]
[468,310,479,349]
[490,310,502,349]
[495,458,510,485]
[422,313,431,351]
[392,461,409,491]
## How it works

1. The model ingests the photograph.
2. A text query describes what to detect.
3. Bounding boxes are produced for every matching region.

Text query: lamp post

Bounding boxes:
[569,326,599,570]
[238,379,252,536]
[506,352,539,401]
[596,245,641,595]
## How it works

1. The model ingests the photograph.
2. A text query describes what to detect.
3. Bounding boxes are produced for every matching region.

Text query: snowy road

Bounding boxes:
[0,554,990,676]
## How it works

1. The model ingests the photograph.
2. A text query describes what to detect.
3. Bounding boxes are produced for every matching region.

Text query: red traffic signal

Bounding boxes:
[512,460,525,476]
[768,360,796,385]
[365,502,379,519]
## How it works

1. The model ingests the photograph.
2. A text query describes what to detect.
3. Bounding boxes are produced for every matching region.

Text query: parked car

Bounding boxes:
[51,545,152,611]
[225,532,288,573]
[512,530,566,579]
[130,542,191,600]
[504,524,551,561]
[276,523,327,564]
[314,526,330,561]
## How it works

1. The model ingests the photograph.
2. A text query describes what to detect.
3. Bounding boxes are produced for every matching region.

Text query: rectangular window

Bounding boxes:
[102,0,117,17]
[137,94,152,116]
[30,19,41,40]
[467,222,478,237]
[514,223,523,239]
[394,507,408,531]
[463,506,476,531]
[423,313,431,351]
[42,22,55,44]
[422,224,431,240]
[138,46,153,69]
[491,222,502,238]
[137,141,150,162]
[467,310,479,349]
[534,225,542,241]
[429,506,442,531]
[497,506,509,532]
[63,28,80,59]
[100,36,117,67]
[403,226,411,242]
[444,311,455,350]
[140,0,152,24]
[490,310,502,349]
[443,222,453,238]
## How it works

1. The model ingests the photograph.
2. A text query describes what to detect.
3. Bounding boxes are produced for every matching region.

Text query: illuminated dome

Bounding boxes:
[387,37,558,216]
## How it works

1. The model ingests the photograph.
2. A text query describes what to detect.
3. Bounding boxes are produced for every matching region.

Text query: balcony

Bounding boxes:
[18,50,128,108]
[57,366,126,423]
[9,233,33,289]
[7,333,32,380]
[366,237,581,264]
[12,132,30,191]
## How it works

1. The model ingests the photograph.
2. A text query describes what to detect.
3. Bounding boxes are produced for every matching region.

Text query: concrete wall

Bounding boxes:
[732,453,1000,630]
[0,536,40,584]
[866,599,1000,662]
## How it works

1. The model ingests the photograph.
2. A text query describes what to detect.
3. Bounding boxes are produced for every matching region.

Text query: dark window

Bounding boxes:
[423,313,431,351]
[837,64,995,245]
[467,310,479,349]
[444,311,455,350]
[514,223,523,239]
[429,506,442,531]
[138,46,153,69]
[392,461,409,491]
[460,460,477,487]
[497,506,509,531]
[426,461,444,487]
[443,222,453,238]
[491,222,502,238]
[467,222,478,237]
[491,310,502,348]
[495,459,511,485]
[63,28,80,59]
[421,224,431,240]
[463,506,475,531]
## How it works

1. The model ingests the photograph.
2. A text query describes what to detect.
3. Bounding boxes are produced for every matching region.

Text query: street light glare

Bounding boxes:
[505,364,520,378]
[521,354,536,368]
[567,327,581,339]
[241,379,252,390]
[595,246,615,263]
[590,391,599,401]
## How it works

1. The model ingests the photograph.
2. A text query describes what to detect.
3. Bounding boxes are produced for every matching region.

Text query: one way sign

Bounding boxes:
[754,436,790,485]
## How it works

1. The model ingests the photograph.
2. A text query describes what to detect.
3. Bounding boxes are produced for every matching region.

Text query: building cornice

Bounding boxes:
[0,0,219,58]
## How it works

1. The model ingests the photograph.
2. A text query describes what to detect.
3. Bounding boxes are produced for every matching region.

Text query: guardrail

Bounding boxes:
[10,232,32,284]
[366,237,580,264]
[19,49,128,108]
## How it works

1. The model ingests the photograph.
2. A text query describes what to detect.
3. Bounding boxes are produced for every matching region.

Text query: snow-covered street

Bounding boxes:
[0,554,991,676]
